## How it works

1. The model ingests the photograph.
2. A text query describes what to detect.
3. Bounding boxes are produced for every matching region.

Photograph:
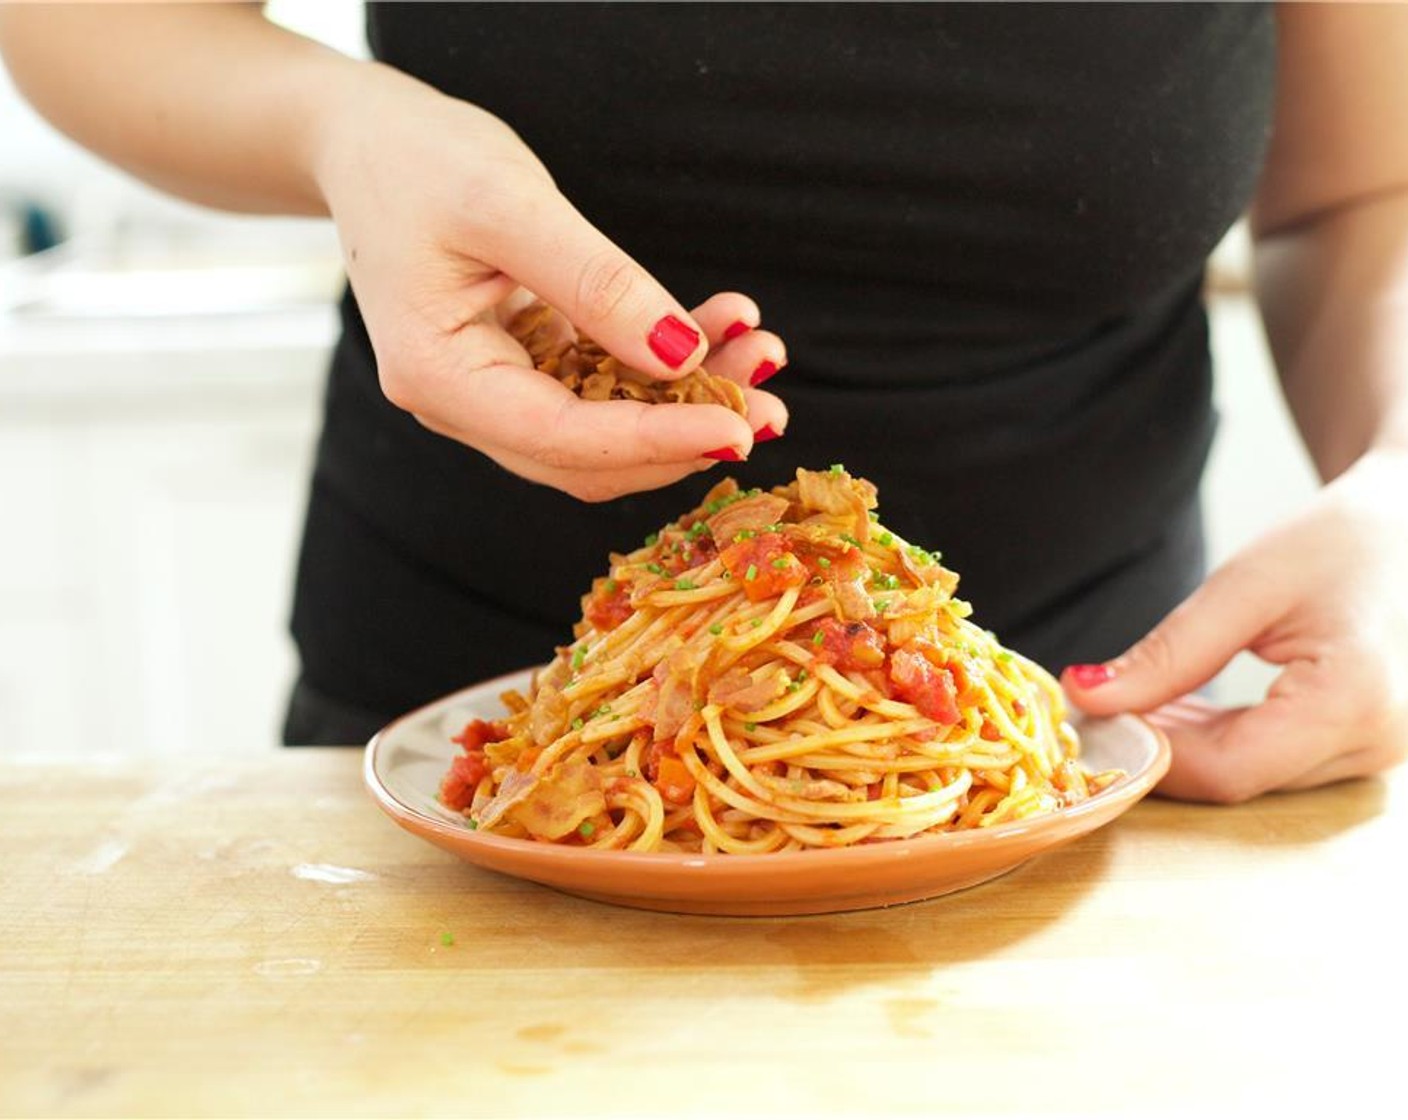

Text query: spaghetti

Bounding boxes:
[439,466,1120,853]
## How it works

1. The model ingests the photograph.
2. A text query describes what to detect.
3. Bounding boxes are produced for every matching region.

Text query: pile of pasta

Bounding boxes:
[440,466,1120,853]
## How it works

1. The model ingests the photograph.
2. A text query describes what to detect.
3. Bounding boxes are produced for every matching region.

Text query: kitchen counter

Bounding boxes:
[3,748,1402,1117]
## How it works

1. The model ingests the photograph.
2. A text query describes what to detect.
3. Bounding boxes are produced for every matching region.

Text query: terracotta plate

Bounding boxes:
[364,669,1170,916]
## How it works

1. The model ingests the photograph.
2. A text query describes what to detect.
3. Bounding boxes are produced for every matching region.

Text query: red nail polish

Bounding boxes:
[648,315,700,369]
[702,446,744,462]
[753,424,782,442]
[750,360,779,387]
[1066,663,1115,689]
[723,320,751,342]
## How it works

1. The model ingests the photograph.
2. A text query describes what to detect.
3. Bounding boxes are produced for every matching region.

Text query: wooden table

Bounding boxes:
[3,748,1403,1117]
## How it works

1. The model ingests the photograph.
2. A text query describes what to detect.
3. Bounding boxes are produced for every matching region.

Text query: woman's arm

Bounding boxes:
[1063,2,1408,801]
[1252,2,1408,479]
[0,4,787,498]
[0,2,349,215]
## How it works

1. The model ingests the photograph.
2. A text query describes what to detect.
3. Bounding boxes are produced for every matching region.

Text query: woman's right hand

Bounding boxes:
[312,64,788,502]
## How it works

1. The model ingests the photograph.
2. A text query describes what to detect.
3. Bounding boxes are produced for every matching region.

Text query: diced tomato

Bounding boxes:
[451,718,508,753]
[719,532,808,602]
[810,618,888,671]
[642,741,697,805]
[936,655,988,708]
[440,718,508,811]
[438,752,487,812]
[888,647,961,726]
[583,577,632,632]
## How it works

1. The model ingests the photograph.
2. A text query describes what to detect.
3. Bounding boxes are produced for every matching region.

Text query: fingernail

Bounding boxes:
[702,446,744,462]
[753,424,783,442]
[750,360,780,387]
[723,320,752,341]
[1065,663,1116,689]
[648,315,700,369]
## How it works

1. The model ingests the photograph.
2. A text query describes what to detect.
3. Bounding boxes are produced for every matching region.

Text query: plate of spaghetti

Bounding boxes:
[365,466,1169,915]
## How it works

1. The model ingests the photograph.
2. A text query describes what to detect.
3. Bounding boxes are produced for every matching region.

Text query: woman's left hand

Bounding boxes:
[1061,448,1408,802]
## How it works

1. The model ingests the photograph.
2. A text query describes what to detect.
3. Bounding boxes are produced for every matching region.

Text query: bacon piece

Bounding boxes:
[833,575,877,622]
[706,492,790,544]
[897,546,961,595]
[475,759,605,840]
[707,667,787,713]
[506,299,747,417]
[529,680,569,745]
[650,645,709,739]
[795,468,878,543]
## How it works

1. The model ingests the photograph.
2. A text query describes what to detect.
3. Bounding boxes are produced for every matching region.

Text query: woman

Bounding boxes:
[3,2,1404,801]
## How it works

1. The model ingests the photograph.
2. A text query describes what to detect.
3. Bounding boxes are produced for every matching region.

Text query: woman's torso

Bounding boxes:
[290,2,1276,722]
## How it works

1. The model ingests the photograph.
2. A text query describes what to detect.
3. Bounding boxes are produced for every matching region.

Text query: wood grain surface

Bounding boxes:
[2,749,1403,1117]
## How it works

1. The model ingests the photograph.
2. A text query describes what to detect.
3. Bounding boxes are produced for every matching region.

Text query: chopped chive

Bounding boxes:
[817,556,831,569]
[441,932,455,946]
[796,669,808,682]
[876,600,890,612]
[687,521,710,540]
[878,531,894,548]
[812,630,825,646]
[744,722,758,732]
[675,578,697,590]
[771,557,790,569]
[572,646,587,670]
[997,650,1014,662]
[467,819,479,830]
[604,578,618,593]
[829,463,845,475]
[646,562,665,575]
[709,623,724,636]
[571,717,584,731]
[644,532,659,547]
[839,533,861,548]
[733,529,756,542]
[868,510,880,522]
[625,768,638,777]
[745,564,758,582]
[578,820,595,838]
[750,619,763,629]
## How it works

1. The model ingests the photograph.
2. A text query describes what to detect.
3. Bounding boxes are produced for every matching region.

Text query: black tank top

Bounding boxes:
[289,2,1276,721]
